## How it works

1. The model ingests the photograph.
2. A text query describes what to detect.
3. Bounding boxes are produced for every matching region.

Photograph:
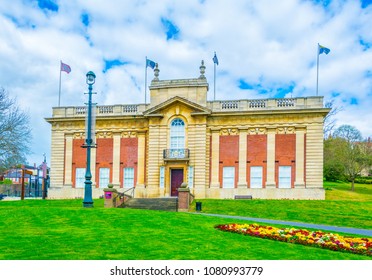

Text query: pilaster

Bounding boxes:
[265,127,276,188]
[90,136,97,187]
[210,129,220,188]
[64,133,73,186]
[112,133,121,187]
[295,127,306,188]
[237,129,248,188]
[136,131,146,188]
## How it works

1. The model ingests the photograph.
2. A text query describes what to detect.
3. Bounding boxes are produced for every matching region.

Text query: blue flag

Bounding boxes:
[319,45,330,55]
[213,52,219,65]
[146,58,156,69]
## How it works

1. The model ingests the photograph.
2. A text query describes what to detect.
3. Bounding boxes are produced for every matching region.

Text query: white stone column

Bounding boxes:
[136,132,146,188]
[210,129,220,188]
[64,133,73,186]
[112,133,121,187]
[90,135,97,188]
[237,129,248,188]
[294,128,306,188]
[265,128,276,188]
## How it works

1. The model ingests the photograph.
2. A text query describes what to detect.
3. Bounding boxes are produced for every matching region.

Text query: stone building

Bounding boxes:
[45,61,329,199]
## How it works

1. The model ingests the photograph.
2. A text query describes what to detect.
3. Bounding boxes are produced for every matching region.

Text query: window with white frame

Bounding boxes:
[75,168,85,188]
[99,168,110,188]
[170,118,185,149]
[123,167,135,188]
[279,166,292,188]
[250,166,263,188]
[159,166,165,188]
[223,166,235,188]
[188,166,194,188]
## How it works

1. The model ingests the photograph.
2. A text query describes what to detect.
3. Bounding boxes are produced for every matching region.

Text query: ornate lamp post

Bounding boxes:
[83,71,96,208]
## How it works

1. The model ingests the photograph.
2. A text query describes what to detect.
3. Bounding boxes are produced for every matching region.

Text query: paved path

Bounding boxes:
[192,212,372,237]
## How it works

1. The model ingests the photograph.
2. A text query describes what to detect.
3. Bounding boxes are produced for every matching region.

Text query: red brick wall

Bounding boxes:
[219,135,239,187]
[96,138,113,188]
[72,139,85,187]
[120,138,138,187]
[247,135,267,188]
[275,134,296,187]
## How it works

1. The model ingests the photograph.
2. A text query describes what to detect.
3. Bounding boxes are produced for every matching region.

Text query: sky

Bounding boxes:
[0,0,371,166]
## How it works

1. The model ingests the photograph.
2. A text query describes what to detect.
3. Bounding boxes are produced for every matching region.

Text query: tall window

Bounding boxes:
[75,168,85,188]
[279,166,291,188]
[250,166,263,188]
[159,166,165,188]
[188,166,194,188]
[123,167,135,188]
[223,167,235,188]
[170,118,185,149]
[99,168,110,188]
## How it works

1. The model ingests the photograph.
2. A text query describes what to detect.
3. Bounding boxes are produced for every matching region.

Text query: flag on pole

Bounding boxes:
[316,44,330,96]
[145,57,156,104]
[213,52,219,65]
[318,45,330,55]
[59,61,71,107]
[146,58,156,69]
[60,61,71,73]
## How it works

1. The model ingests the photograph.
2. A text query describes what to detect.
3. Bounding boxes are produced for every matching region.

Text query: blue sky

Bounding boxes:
[0,0,371,165]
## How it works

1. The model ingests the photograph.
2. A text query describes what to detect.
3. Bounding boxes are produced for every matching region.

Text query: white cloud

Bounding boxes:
[0,0,371,165]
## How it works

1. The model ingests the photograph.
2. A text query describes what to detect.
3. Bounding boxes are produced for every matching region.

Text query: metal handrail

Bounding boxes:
[188,192,195,205]
[113,187,135,207]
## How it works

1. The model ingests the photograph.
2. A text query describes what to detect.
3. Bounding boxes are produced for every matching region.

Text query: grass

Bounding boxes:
[191,180,372,229]
[324,180,372,201]
[190,200,372,229]
[0,181,371,260]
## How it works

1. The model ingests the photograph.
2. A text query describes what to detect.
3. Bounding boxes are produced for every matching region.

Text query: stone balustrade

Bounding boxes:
[51,96,324,118]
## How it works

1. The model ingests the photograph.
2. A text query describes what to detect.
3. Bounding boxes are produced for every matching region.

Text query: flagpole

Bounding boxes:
[145,56,147,104]
[316,43,320,96]
[58,61,62,107]
[214,58,216,100]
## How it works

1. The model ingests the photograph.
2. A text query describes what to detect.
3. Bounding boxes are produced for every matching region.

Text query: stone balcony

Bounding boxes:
[163,149,190,161]
[50,96,324,118]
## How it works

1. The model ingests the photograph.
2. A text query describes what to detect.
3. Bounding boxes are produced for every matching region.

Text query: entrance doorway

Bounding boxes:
[170,169,184,196]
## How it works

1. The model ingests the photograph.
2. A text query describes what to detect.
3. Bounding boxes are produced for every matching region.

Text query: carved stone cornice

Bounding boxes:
[220,128,239,136]
[276,126,295,134]
[248,127,267,135]
[96,131,113,138]
[121,131,137,138]
[73,132,85,139]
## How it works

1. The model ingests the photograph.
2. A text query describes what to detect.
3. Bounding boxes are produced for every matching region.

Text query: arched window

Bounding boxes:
[170,118,185,149]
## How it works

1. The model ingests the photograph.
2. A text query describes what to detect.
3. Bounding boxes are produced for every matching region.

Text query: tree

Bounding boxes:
[333,124,362,143]
[0,88,31,174]
[323,99,343,138]
[324,137,346,181]
[329,125,371,191]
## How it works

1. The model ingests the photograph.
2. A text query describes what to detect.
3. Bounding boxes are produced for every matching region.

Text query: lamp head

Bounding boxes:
[86,71,96,85]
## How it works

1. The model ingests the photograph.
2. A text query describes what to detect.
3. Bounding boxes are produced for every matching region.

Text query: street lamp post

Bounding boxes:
[83,71,96,208]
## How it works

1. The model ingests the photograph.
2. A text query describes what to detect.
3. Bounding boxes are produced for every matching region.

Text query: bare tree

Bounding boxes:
[0,88,31,173]
[324,99,343,138]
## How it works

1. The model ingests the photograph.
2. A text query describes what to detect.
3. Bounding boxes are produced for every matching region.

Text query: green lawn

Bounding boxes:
[324,180,372,201]
[190,181,372,229]
[0,181,371,260]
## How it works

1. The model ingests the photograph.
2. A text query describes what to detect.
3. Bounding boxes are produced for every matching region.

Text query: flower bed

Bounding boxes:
[215,223,372,256]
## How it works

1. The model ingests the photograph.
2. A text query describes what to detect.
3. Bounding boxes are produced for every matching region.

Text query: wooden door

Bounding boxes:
[171,169,183,196]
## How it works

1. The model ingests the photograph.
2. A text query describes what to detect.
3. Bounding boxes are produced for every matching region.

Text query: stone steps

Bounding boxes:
[122,197,178,212]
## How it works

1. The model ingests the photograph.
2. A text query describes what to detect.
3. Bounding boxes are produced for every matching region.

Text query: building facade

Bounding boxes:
[46,62,329,200]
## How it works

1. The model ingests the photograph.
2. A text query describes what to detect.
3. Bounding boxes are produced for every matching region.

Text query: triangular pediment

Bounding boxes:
[143,96,211,117]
